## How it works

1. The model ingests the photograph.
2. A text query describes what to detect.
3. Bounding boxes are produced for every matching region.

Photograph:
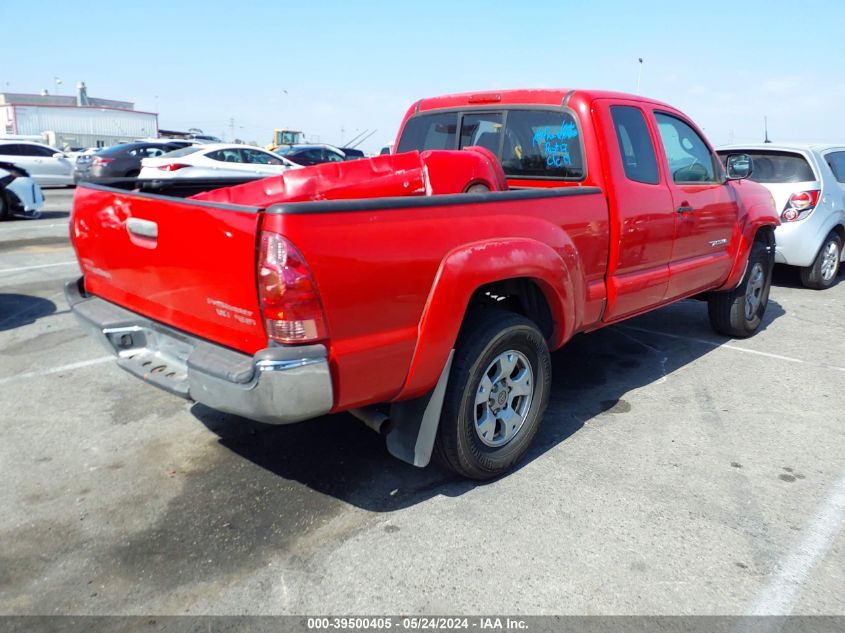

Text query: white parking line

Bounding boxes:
[0,261,78,275]
[0,356,112,386]
[619,325,845,372]
[748,468,845,614]
[0,222,69,233]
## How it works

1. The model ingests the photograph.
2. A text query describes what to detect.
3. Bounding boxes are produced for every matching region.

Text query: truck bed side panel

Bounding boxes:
[263,190,609,411]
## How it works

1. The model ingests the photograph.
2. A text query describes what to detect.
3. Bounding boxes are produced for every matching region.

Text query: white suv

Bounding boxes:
[718,144,845,289]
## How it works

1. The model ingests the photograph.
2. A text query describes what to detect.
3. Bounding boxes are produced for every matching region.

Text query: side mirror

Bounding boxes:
[725,153,753,180]
[53,152,67,159]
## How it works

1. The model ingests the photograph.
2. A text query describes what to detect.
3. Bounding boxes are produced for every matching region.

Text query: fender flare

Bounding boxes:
[720,211,778,291]
[393,236,582,403]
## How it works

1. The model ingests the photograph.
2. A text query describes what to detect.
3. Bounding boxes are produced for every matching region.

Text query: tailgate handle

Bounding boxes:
[126,218,158,239]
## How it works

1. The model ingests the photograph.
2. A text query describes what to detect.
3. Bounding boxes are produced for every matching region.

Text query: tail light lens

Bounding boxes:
[782,190,820,222]
[157,163,190,171]
[258,231,327,344]
[92,157,114,166]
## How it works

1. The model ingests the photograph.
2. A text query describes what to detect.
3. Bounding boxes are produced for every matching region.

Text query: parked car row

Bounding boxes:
[73,140,200,182]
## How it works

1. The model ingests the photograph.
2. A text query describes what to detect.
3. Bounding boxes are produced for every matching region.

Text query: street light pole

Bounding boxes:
[636,58,643,94]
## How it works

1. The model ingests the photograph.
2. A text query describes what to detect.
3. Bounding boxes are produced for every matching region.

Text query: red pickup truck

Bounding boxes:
[67,89,779,479]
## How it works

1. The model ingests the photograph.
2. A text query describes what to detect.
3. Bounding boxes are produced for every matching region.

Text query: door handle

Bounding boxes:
[676,205,694,214]
[126,218,158,238]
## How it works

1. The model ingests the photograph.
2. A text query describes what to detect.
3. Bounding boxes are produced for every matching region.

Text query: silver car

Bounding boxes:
[718,144,845,289]
[0,141,75,187]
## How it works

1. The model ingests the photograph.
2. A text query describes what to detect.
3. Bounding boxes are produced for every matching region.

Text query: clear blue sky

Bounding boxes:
[2,0,844,152]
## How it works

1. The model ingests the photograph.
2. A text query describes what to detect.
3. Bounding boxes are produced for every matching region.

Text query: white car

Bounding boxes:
[0,141,75,186]
[139,144,300,179]
[717,143,845,289]
[0,161,45,220]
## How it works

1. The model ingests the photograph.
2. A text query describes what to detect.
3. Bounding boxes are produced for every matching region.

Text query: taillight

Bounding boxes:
[258,232,327,344]
[782,190,820,222]
[157,163,190,171]
[92,157,114,166]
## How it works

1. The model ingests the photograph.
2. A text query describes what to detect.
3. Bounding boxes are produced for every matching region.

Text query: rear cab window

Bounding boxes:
[397,108,585,181]
[715,150,817,183]
[610,106,660,184]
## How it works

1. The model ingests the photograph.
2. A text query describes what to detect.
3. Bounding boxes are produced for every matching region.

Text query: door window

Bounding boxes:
[654,113,719,183]
[18,144,54,157]
[0,144,21,155]
[324,148,345,162]
[610,106,660,184]
[242,148,283,165]
[207,149,244,163]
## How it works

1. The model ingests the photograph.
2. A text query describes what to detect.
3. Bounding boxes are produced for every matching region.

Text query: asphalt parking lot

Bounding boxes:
[1,188,843,616]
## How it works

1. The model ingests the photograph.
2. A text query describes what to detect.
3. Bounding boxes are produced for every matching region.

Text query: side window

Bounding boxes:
[396,112,458,153]
[18,145,48,157]
[610,106,660,184]
[243,148,281,165]
[654,113,719,183]
[459,112,504,154]
[0,144,21,155]
[34,145,59,157]
[825,151,845,183]
[324,149,345,162]
[502,110,584,179]
[207,149,243,163]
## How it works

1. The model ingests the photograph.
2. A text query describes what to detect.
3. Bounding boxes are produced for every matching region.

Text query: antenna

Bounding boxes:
[343,129,370,148]
[348,129,378,149]
[764,116,771,143]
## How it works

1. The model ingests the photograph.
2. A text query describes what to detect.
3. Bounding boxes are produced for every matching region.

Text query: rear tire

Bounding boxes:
[433,310,551,480]
[708,239,773,338]
[800,232,841,289]
[0,190,9,221]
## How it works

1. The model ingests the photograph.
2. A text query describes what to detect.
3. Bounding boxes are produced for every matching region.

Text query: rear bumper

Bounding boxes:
[65,278,333,425]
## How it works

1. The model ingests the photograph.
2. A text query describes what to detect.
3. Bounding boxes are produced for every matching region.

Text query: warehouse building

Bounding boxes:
[0,82,158,150]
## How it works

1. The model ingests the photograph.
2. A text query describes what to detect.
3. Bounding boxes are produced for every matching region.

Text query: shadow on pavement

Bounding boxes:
[0,293,57,331]
[771,263,842,290]
[193,297,786,512]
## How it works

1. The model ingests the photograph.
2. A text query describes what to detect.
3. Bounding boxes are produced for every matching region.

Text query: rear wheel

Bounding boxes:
[433,310,551,480]
[708,239,773,338]
[800,232,842,289]
[0,190,9,220]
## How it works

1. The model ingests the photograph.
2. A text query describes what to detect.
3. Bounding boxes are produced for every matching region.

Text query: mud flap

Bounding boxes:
[385,350,454,467]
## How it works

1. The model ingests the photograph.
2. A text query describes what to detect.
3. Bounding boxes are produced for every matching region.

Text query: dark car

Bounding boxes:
[75,141,190,182]
[275,144,361,166]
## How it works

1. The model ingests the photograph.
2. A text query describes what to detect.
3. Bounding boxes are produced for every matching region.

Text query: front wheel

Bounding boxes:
[433,310,551,480]
[708,239,773,338]
[800,232,842,290]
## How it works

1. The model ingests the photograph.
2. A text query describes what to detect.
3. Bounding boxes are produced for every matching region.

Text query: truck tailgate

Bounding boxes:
[70,184,267,353]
